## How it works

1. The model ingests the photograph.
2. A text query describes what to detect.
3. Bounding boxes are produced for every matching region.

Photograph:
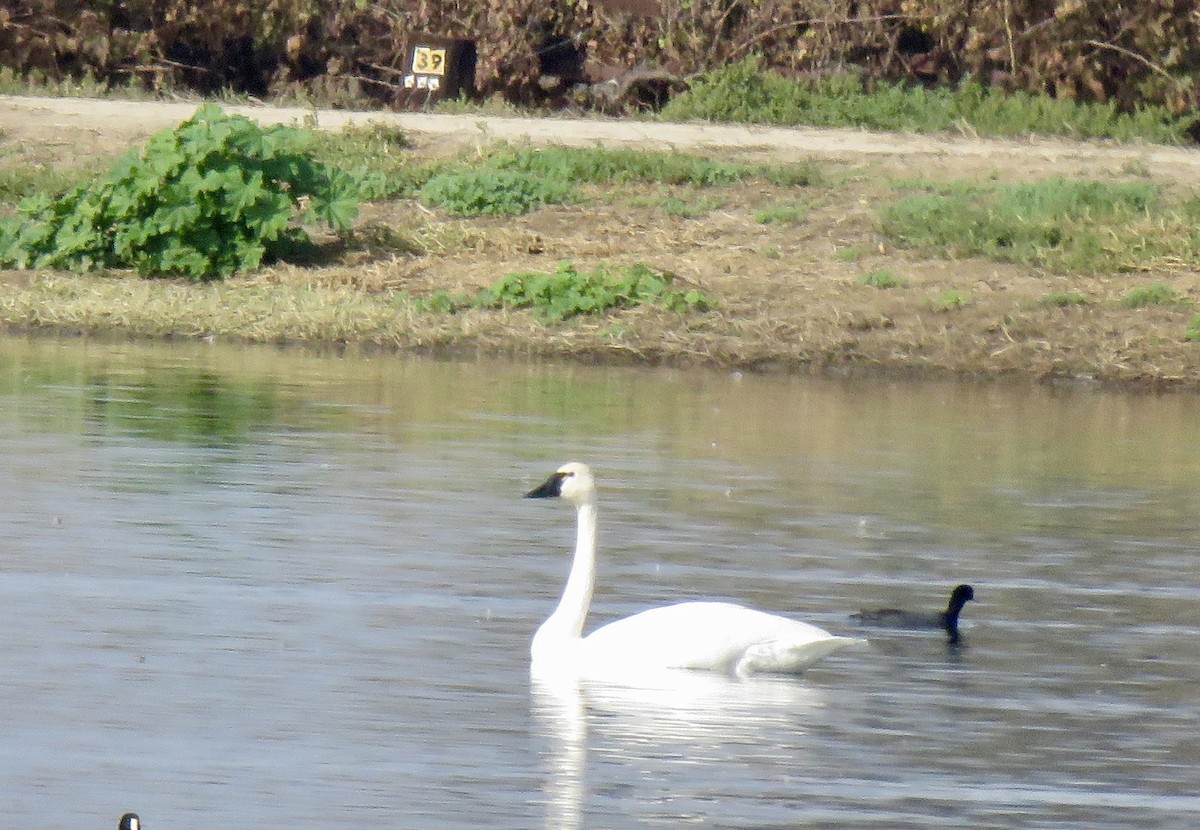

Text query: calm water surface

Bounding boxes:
[0,335,1197,828]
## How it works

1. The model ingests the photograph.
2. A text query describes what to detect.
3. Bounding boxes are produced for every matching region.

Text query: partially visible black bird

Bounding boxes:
[119,814,141,830]
[851,584,975,643]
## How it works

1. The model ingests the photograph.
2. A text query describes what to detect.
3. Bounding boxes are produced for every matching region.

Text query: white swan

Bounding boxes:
[525,462,862,678]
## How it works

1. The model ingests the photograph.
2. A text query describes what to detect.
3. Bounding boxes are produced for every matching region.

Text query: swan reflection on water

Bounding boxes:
[530,666,827,830]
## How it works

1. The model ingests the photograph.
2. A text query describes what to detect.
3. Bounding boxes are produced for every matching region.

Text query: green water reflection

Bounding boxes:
[1,332,1197,544]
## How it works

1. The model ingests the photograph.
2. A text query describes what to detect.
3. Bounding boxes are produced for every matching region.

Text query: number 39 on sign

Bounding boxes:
[411,47,447,76]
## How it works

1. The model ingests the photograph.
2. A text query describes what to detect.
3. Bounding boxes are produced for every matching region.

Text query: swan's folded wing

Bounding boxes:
[582,601,858,676]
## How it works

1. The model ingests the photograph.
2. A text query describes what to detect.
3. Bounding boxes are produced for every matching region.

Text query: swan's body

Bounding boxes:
[850,584,975,643]
[526,462,861,678]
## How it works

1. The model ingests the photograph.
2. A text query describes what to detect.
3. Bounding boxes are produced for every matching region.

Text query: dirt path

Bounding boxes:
[6,93,1200,177]
[3,94,1200,387]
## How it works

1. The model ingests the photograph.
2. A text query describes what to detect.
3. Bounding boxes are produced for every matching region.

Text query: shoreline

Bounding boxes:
[2,95,1199,390]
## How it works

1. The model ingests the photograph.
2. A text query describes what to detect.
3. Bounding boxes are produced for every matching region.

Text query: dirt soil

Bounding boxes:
[3,94,1200,387]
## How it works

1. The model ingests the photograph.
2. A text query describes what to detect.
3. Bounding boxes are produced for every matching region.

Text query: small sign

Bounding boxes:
[411,46,447,76]
[396,36,475,110]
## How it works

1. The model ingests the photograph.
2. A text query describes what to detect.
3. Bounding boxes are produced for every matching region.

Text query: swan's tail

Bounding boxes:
[736,635,867,677]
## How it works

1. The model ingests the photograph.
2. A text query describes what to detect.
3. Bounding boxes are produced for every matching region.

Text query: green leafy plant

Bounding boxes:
[0,105,358,279]
[418,169,576,216]
[476,261,711,320]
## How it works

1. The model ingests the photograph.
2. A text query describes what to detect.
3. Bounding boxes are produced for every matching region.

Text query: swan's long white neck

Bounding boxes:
[532,499,597,664]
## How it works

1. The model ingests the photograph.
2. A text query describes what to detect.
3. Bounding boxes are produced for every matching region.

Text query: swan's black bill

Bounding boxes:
[525,471,567,499]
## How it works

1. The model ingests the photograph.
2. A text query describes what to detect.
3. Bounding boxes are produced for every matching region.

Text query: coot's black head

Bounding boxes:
[950,584,975,607]
[119,814,141,830]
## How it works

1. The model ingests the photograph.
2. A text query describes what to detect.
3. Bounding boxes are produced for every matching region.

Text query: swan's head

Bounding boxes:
[525,462,596,506]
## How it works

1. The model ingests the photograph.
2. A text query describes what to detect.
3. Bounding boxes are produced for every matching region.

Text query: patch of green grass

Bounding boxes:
[482,144,821,189]
[1122,283,1184,308]
[309,123,433,201]
[486,145,738,187]
[478,261,712,320]
[879,177,1200,273]
[0,162,99,206]
[857,269,906,289]
[660,57,1193,144]
[754,203,807,224]
[931,289,970,311]
[1040,291,1091,307]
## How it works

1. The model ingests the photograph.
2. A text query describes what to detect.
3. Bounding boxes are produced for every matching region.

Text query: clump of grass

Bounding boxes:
[931,289,970,310]
[754,203,807,224]
[857,269,906,288]
[1122,283,1184,308]
[1040,291,1091,307]
[879,177,1200,273]
[660,57,1192,144]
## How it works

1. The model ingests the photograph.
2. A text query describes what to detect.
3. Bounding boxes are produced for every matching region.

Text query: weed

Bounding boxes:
[931,289,970,310]
[754,203,807,224]
[857,269,906,288]
[414,289,475,314]
[1122,283,1183,308]
[0,104,357,279]
[477,261,712,320]
[418,169,577,216]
